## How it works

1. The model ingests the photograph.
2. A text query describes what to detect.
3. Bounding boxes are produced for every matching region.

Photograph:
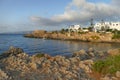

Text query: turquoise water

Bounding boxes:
[0,34,120,56]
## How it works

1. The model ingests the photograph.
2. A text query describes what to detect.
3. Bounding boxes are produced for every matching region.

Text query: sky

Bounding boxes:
[0,0,120,33]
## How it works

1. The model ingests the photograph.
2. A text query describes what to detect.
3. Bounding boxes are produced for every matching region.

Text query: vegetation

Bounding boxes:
[91,36,100,40]
[112,34,120,39]
[78,31,87,34]
[106,29,113,32]
[60,28,69,34]
[52,30,58,34]
[92,55,120,75]
[112,30,120,39]
[88,27,93,32]
[35,53,45,58]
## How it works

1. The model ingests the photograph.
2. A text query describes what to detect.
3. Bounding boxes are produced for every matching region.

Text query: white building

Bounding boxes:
[94,22,120,32]
[69,25,81,31]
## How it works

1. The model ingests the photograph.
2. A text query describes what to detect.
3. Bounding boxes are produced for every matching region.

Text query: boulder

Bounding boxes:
[0,69,9,80]
[111,77,118,80]
[107,48,120,56]
[88,48,94,52]
[88,52,95,57]
[73,49,86,56]
[28,62,37,70]
[98,51,105,57]
[100,76,111,80]
[7,46,24,54]
[0,46,24,59]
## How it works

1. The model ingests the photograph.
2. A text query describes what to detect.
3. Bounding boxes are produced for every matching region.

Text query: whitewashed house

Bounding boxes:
[69,25,81,32]
[94,22,120,32]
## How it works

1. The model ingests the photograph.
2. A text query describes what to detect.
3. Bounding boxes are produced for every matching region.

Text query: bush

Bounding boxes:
[92,55,120,75]
[78,31,86,34]
[35,53,45,58]
[112,34,120,39]
[91,36,100,40]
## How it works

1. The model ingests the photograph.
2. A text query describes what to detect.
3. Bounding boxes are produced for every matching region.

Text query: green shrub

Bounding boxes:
[112,34,120,39]
[92,55,120,75]
[35,53,45,58]
[78,31,86,34]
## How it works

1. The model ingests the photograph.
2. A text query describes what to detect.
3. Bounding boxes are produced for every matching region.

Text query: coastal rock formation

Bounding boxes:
[0,47,120,80]
[0,47,93,80]
[24,30,120,43]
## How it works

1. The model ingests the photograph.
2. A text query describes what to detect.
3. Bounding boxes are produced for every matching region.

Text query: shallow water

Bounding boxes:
[0,34,120,56]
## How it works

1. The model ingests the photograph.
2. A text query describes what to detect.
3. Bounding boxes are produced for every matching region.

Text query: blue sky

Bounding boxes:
[0,0,120,33]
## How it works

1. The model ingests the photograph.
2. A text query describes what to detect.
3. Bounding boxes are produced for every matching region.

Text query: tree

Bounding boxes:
[88,27,93,31]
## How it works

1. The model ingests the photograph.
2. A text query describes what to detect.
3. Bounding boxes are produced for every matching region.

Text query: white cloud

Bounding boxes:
[30,0,120,27]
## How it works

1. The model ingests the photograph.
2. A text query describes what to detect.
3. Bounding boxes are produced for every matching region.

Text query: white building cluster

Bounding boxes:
[94,22,120,32]
[69,25,81,31]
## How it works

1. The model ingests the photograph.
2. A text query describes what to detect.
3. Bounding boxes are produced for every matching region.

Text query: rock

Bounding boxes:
[7,46,24,55]
[98,51,104,57]
[0,69,9,80]
[83,60,94,65]
[73,49,86,57]
[116,71,120,78]
[88,52,95,57]
[88,48,94,52]
[100,76,111,80]
[32,30,46,34]
[0,46,24,59]
[78,49,86,55]
[111,77,118,80]
[107,48,120,56]
[28,62,37,70]
[0,47,96,80]
[69,57,80,63]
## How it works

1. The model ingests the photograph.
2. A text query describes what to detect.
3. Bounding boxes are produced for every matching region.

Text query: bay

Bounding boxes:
[0,34,120,56]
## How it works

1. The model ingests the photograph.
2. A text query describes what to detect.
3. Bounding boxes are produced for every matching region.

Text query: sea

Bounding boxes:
[0,34,120,56]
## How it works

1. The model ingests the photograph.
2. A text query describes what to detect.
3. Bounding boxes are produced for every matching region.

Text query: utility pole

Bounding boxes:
[90,18,94,27]
[89,18,94,32]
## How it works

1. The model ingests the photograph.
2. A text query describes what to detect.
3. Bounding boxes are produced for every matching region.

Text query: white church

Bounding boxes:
[94,22,120,32]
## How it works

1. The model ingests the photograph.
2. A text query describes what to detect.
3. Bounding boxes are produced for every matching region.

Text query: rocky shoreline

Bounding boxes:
[24,30,120,43]
[0,46,120,80]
